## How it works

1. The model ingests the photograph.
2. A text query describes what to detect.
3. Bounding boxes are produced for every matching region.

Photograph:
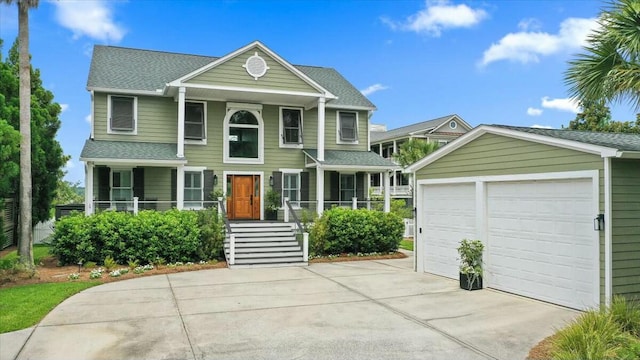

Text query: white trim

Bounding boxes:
[79,158,187,166]
[177,83,326,99]
[449,120,457,130]
[604,158,612,306]
[87,87,163,96]
[429,115,473,134]
[107,95,138,135]
[278,168,303,173]
[177,87,185,157]
[110,168,133,208]
[305,163,400,172]
[222,171,265,220]
[325,103,376,111]
[339,173,356,202]
[416,170,599,186]
[184,100,208,145]
[89,90,95,140]
[281,171,301,208]
[405,125,620,173]
[85,162,94,215]
[317,98,325,161]
[168,41,336,99]
[336,110,359,145]
[223,104,264,165]
[279,106,304,149]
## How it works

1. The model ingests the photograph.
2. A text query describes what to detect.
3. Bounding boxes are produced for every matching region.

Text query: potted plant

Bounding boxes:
[265,189,280,221]
[457,239,484,291]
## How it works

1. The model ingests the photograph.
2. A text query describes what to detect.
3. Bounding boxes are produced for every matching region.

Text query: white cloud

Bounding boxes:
[361,84,389,96]
[64,159,75,170]
[527,107,543,116]
[531,124,554,129]
[59,104,69,113]
[480,17,597,66]
[541,96,580,113]
[52,0,126,43]
[85,114,91,123]
[382,0,488,37]
[517,18,542,32]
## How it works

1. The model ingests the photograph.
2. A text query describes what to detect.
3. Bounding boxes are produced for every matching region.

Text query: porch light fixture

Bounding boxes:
[594,214,604,231]
[213,174,218,186]
[269,175,274,187]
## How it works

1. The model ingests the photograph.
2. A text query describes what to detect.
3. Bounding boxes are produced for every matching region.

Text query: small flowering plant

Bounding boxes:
[457,239,484,290]
[68,273,80,281]
[89,268,104,279]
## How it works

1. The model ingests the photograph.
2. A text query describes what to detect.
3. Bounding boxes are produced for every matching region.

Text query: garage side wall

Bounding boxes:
[415,133,606,303]
[611,159,640,298]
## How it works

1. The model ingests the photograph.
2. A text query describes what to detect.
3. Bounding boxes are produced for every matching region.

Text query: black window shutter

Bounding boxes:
[356,172,365,200]
[272,171,282,204]
[97,167,110,209]
[330,171,339,201]
[171,169,177,204]
[133,168,144,200]
[203,170,214,203]
[300,172,309,208]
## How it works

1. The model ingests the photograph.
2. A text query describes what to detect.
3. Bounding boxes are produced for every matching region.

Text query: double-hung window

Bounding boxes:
[184,171,203,209]
[108,95,136,134]
[339,174,356,202]
[112,170,133,208]
[185,102,206,141]
[338,111,358,143]
[282,173,300,207]
[280,107,302,147]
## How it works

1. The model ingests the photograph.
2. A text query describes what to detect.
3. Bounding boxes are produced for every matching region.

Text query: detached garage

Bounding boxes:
[407,125,640,310]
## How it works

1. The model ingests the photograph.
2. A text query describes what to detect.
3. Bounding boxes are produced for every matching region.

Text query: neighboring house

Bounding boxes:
[369,114,472,199]
[80,41,398,220]
[406,124,640,310]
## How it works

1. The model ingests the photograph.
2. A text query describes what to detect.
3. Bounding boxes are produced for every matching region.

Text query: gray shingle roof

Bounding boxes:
[80,140,185,161]
[370,114,462,143]
[492,125,640,152]
[87,45,375,109]
[304,149,398,169]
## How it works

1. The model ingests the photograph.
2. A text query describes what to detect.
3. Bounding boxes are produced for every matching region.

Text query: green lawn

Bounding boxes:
[0,244,52,269]
[0,282,100,333]
[399,239,414,251]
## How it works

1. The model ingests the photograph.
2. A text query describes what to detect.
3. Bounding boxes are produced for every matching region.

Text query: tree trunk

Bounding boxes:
[18,0,34,269]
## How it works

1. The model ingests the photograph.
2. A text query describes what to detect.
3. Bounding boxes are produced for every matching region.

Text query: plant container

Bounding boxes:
[459,273,482,291]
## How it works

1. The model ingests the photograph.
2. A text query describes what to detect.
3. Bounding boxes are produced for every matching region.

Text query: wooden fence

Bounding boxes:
[2,198,17,249]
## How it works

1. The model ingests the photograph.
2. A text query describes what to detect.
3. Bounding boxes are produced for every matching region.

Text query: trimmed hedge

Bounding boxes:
[310,207,403,256]
[51,209,224,265]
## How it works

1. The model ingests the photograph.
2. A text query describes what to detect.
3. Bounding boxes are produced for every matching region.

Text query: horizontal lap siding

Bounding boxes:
[611,159,640,298]
[94,93,176,142]
[325,110,369,151]
[186,49,317,93]
[143,167,172,211]
[415,133,606,303]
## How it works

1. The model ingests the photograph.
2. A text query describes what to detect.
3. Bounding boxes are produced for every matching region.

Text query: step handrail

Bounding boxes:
[285,198,309,262]
[217,197,234,266]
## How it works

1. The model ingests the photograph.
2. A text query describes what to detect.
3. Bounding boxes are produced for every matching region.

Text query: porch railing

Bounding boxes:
[370,185,412,197]
[217,197,234,266]
[283,197,308,262]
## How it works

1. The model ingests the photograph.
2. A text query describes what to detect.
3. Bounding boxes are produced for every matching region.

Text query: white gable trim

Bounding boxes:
[430,114,473,134]
[405,125,620,173]
[168,41,336,99]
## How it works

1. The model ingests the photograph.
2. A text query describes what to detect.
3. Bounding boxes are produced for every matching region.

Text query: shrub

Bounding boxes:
[608,296,640,337]
[51,209,225,265]
[310,207,403,256]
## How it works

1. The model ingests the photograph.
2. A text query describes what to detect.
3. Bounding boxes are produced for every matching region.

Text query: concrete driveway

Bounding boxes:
[1,253,578,360]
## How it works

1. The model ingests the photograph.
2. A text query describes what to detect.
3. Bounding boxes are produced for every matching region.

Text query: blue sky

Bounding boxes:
[0,0,635,185]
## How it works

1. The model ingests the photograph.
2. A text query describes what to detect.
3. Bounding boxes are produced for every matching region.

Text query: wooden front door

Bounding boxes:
[227,175,261,220]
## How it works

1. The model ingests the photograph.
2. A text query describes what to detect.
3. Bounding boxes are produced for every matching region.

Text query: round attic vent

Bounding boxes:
[243,52,269,80]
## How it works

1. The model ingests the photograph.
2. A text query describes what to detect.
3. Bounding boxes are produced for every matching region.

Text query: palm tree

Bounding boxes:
[565,0,640,110]
[2,0,39,268]
[392,139,440,167]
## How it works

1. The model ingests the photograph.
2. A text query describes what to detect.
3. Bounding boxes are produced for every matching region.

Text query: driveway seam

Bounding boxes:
[166,274,197,360]
[9,326,36,360]
[304,266,500,360]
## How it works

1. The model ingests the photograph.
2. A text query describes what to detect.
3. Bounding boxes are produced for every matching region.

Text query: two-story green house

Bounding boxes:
[80,41,398,220]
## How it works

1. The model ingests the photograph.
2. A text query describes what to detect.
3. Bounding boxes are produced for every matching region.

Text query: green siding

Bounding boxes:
[94,93,177,143]
[143,167,172,211]
[414,133,607,303]
[611,159,640,299]
[186,48,318,93]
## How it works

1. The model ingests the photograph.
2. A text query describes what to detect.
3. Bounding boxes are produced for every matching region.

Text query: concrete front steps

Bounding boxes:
[225,221,308,268]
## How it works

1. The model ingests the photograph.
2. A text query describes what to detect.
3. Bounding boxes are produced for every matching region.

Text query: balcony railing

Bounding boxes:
[370,185,412,197]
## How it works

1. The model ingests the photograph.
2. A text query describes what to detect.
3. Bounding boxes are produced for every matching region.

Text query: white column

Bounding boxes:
[316,167,324,215]
[383,171,391,213]
[85,162,94,215]
[393,140,397,155]
[176,165,184,210]
[283,197,290,222]
[177,87,186,158]
[317,97,325,161]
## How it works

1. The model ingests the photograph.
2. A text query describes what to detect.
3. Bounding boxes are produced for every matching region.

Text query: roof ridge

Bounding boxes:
[94,45,217,59]
[489,124,640,137]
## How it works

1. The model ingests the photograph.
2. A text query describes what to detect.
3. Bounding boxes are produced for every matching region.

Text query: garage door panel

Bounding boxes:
[486,178,598,310]
[423,183,476,279]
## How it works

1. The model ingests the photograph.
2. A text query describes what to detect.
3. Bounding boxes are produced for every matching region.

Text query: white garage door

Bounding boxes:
[422,183,476,279]
[486,178,598,310]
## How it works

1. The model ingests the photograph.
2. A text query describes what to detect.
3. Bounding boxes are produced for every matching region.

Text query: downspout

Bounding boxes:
[604,157,612,306]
